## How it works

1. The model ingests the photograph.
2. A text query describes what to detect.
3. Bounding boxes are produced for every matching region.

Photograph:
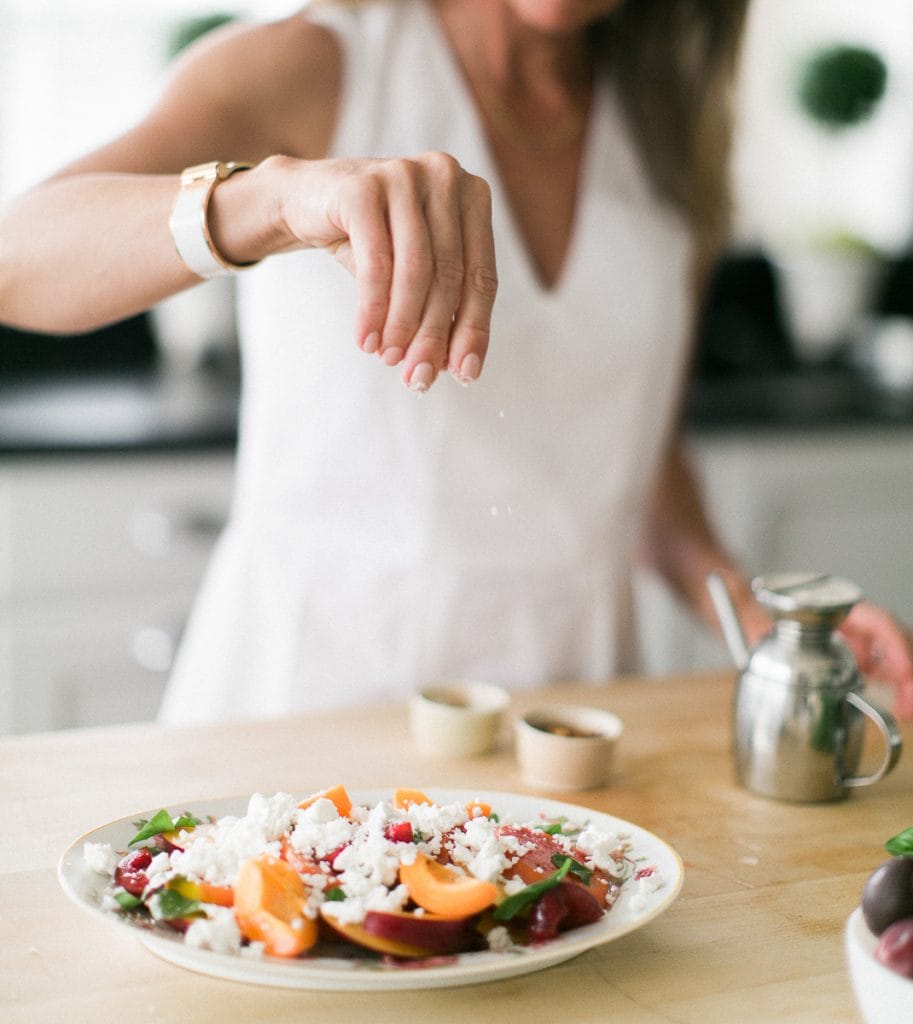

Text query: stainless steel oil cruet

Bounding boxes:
[708,571,902,802]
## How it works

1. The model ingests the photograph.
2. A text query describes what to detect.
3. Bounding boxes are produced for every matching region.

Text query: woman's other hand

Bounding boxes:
[840,601,913,718]
[271,152,498,392]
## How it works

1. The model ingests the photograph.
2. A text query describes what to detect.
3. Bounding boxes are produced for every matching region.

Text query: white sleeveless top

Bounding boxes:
[159,0,693,724]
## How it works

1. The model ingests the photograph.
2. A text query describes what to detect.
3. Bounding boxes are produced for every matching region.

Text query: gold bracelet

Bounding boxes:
[168,161,259,278]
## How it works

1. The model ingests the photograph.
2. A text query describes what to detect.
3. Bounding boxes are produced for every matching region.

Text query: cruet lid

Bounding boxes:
[752,572,862,626]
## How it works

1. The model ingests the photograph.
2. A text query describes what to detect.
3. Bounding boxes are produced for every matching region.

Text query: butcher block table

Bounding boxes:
[1,670,908,1023]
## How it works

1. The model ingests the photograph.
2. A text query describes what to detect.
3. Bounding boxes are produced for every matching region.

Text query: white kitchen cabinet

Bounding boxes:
[0,451,235,734]
[3,429,911,733]
[636,426,913,676]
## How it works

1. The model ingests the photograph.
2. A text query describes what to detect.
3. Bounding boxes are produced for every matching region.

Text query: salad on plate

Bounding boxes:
[77,785,667,964]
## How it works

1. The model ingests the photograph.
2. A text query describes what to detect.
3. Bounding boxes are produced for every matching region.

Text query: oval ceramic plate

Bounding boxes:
[58,789,683,991]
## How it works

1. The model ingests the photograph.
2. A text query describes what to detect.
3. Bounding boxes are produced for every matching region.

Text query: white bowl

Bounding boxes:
[514,705,623,791]
[409,681,510,757]
[845,906,913,1023]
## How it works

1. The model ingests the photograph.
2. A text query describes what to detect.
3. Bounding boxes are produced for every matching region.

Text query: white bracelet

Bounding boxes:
[168,161,258,279]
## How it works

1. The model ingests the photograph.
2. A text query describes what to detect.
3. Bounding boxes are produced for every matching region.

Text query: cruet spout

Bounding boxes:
[706,572,749,670]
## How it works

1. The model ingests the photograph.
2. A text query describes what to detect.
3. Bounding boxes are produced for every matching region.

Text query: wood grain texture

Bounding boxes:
[2,670,904,1023]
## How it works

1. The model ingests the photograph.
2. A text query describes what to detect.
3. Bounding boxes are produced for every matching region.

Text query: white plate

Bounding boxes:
[845,907,913,1023]
[58,789,684,991]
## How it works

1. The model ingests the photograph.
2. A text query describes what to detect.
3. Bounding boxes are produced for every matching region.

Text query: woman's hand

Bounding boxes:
[840,601,913,718]
[271,152,498,392]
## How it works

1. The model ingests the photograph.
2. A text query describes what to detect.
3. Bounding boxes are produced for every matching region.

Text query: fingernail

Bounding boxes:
[408,362,435,393]
[362,331,380,354]
[453,353,481,384]
[382,347,404,366]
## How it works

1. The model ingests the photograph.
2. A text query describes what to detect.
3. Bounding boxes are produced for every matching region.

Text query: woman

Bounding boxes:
[1,0,911,721]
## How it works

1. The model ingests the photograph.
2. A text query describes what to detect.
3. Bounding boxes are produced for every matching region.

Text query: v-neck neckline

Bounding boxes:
[418,1,604,300]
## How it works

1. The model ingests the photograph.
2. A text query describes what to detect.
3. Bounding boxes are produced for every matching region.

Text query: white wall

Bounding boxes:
[731,0,913,255]
[2,0,912,247]
[0,0,292,200]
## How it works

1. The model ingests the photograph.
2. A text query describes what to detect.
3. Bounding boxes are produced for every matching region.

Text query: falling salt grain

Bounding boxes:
[490,506,498,517]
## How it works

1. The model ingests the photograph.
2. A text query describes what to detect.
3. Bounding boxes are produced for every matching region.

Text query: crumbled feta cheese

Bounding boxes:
[289,810,356,862]
[574,826,629,876]
[145,851,172,885]
[486,925,515,952]
[83,842,118,876]
[299,797,339,826]
[184,907,242,954]
[168,794,298,885]
[448,817,514,883]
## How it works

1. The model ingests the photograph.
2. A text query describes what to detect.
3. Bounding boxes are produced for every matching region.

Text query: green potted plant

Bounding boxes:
[774,43,889,363]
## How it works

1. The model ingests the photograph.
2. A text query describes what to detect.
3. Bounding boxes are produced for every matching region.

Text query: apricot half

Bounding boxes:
[234,855,317,957]
[297,784,353,817]
[399,853,498,917]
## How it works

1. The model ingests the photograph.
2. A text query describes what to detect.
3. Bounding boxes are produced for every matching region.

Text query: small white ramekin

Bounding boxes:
[409,680,510,757]
[514,704,623,790]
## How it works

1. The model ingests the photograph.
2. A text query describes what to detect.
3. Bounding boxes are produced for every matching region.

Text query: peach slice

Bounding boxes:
[320,907,476,958]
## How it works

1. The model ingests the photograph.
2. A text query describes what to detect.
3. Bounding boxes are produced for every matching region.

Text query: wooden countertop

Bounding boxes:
[2,670,907,1023]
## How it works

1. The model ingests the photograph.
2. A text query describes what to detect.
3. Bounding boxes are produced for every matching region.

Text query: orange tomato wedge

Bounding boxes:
[297,784,352,817]
[233,855,317,957]
[399,853,498,917]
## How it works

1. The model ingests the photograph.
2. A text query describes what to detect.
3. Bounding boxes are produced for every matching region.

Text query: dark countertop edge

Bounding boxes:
[0,436,238,458]
[1,365,913,456]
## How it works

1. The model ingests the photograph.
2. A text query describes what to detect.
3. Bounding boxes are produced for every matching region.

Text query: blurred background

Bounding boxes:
[0,0,912,733]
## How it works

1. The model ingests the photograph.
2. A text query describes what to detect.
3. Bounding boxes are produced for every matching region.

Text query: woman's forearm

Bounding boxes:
[640,441,771,645]
[0,162,284,333]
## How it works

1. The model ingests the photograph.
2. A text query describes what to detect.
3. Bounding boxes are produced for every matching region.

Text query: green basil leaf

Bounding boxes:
[173,814,202,830]
[550,852,592,885]
[114,890,144,910]
[541,823,565,835]
[886,827,913,855]
[129,809,175,846]
[493,857,572,921]
[129,810,201,846]
[149,887,203,921]
[324,887,346,902]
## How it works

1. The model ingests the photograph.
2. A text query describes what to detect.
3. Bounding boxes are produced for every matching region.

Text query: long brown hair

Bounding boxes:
[595,0,752,261]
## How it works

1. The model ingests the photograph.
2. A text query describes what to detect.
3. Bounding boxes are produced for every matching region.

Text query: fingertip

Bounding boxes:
[450,352,482,385]
[406,361,436,393]
[382,346,404,367]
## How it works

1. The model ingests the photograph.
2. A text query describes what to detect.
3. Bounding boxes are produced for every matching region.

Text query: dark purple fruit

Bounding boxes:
[875,918,913,978]
[862,856,913,936]
[527,882,604,943]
